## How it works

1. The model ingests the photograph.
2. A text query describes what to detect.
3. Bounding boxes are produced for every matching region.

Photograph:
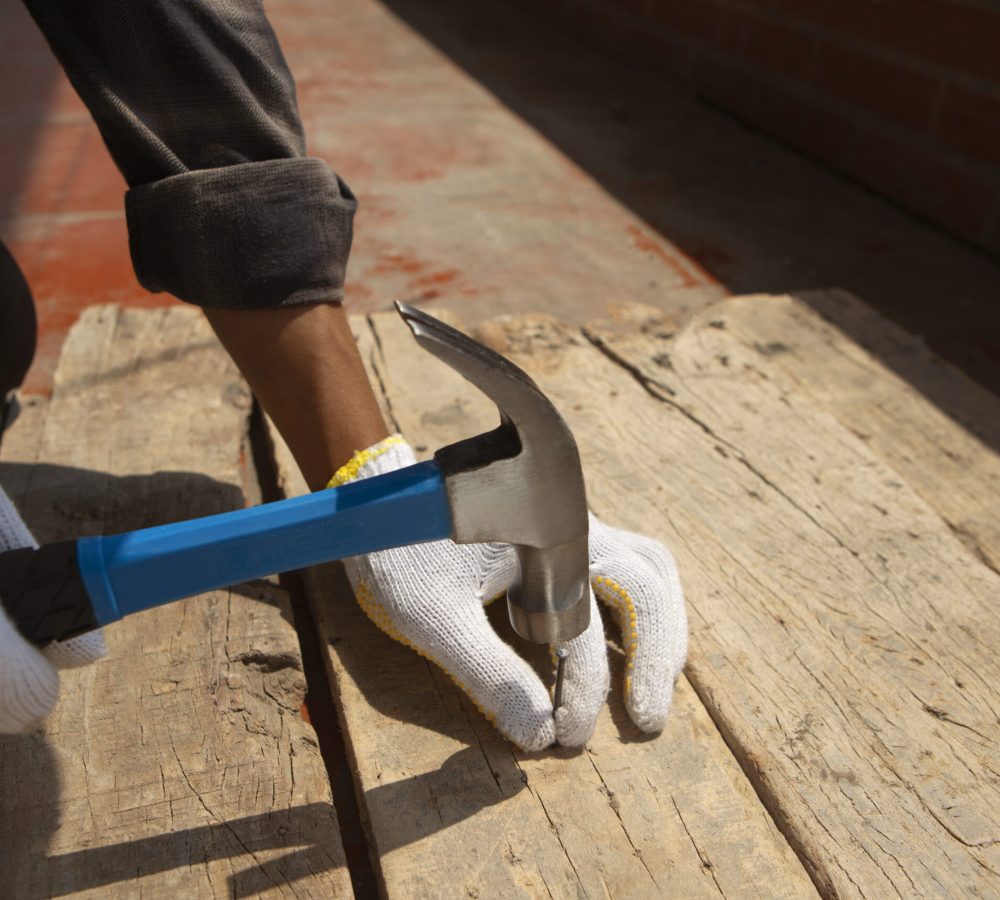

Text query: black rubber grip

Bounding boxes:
[0,542,100,647]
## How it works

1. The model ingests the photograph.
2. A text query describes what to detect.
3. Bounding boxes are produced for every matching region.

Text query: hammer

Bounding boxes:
[0,303,590,693]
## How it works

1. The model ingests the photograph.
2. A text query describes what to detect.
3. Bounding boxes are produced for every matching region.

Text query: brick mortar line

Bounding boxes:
[558,0,1000,103]
[638,28,1000,190]
[534,1,1000,186]
[688,0,1000,96]
[521,0,1000,251]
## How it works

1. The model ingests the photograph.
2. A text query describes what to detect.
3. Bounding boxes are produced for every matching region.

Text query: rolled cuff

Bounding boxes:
[125,158,357,310]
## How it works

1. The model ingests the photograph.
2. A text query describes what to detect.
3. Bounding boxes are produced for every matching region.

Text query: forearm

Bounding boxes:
[204,304,389,492]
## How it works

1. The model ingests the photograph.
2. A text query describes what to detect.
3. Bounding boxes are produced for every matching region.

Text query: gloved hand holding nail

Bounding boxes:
[0,305,686,749]
[337,435,687,751]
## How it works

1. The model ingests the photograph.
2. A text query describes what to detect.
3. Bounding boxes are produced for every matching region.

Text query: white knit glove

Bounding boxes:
[336,436,687,751]
[0,485,107,733]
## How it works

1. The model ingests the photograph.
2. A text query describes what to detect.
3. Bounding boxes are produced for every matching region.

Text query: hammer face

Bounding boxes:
[437,431,591,644]
[509,538,591,643]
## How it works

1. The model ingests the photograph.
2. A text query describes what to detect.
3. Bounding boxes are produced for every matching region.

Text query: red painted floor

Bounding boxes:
[2,0,999,397]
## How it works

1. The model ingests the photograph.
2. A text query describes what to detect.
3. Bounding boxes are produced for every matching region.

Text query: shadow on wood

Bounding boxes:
[1,462,246,539]
[0,462,339,895]
[0,745,342,900]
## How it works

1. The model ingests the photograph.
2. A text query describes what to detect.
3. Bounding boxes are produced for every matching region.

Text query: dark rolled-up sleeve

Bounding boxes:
[23,0,356,310]
[127,158,356,309]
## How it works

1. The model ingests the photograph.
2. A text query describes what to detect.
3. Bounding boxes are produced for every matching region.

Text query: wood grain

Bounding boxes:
[730,289,1000,572]
[0,307,350,898]
[575,296,1000,896]
[268,309,816,898]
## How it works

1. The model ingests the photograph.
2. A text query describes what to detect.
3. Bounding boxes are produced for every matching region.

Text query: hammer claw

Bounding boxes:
[397,301,591,645]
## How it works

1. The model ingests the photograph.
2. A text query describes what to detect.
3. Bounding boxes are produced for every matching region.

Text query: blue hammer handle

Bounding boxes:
[0,460,452,646]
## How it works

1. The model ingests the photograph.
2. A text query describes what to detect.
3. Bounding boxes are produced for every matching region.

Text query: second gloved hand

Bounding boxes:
[0,486,107,733]
[336,436,687,751]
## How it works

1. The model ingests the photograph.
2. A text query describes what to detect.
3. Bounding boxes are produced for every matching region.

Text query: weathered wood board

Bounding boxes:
[572,296,1000,896]
[0,307,351,898]
[590,289,1000,576]
[269,313,818,898]
[273,295,1000,898]
[736,288,1000,572]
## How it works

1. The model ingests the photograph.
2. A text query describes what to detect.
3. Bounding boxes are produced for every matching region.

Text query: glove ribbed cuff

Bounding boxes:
[327,435,414,487]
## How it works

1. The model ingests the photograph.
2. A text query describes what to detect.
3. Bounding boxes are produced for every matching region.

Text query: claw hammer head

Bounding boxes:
[397,301,590,645]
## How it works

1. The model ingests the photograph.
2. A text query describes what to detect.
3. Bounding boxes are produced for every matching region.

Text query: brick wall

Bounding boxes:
[526,0,1000,255]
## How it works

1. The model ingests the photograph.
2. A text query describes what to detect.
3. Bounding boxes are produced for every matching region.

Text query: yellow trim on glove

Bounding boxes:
[593,575,639,699]
[327,435,406,488]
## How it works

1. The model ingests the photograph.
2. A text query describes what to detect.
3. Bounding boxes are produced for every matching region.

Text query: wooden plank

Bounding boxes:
[566,299,1000,896]
[794,288,1000,452]
[268,311,817,898]
[0,306,351,898]
[582,288,1000,576]
[717,289,1000,571]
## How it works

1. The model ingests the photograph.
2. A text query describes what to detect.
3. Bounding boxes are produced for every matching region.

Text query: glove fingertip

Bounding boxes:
[508,721,557,753]
[553,666,608,748]
[554,704,598,747]
[631,711,668,735]
[552,592,609,748]
[625,683,674,734]
[485,691,554,751]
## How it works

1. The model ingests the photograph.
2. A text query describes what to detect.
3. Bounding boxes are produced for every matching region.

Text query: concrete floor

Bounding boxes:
[2,0,998,398]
